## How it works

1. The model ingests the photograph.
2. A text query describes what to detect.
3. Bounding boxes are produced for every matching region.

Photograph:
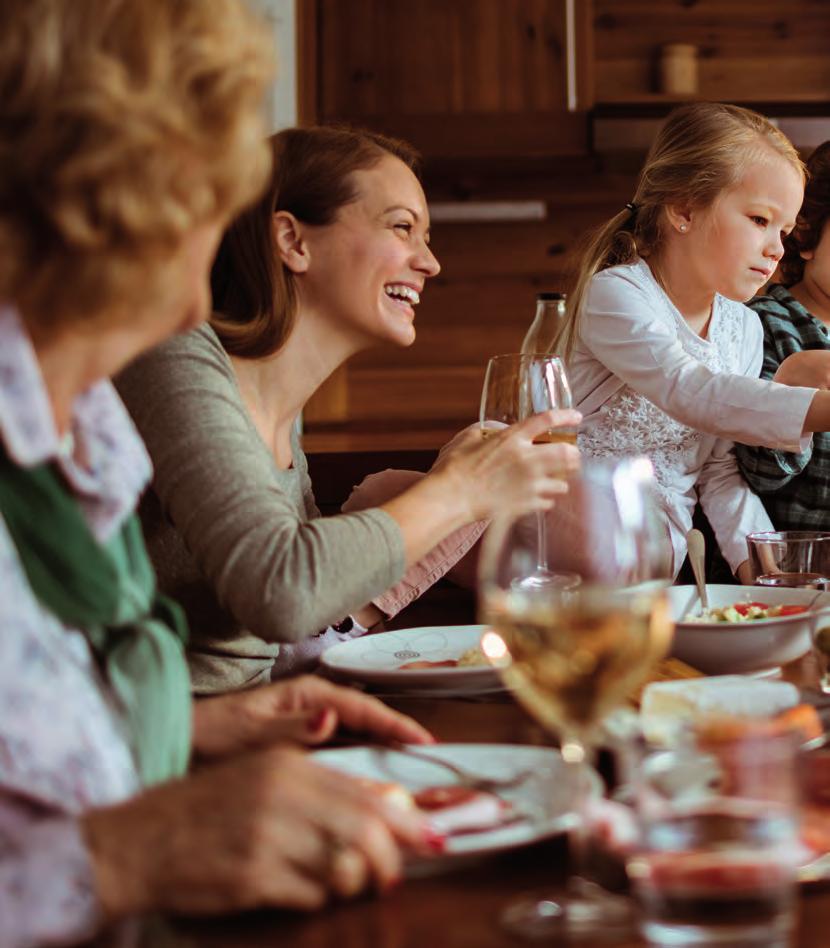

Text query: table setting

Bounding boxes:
[163,354,830,948]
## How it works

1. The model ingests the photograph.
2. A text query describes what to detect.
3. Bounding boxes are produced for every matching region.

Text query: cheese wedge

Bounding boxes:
[641,675,800,745]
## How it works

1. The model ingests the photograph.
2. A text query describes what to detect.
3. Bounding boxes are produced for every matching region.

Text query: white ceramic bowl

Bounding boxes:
[667,583,829,674]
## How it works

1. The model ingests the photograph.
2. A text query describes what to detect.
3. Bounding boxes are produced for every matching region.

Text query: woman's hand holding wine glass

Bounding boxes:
[432,409,581,523]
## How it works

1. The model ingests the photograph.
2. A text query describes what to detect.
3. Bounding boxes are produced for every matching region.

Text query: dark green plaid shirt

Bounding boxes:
[735,284,830,530]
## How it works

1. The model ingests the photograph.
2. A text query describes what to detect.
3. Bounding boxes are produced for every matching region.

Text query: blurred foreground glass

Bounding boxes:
[480,353,578,591]
[478,457,674,938]
[746,530,830,589]
[629,732,800,947]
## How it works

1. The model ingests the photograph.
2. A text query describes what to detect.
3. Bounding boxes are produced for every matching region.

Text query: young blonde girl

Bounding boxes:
[554,102,830,580]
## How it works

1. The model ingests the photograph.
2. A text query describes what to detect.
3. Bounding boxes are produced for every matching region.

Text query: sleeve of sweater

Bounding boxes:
[697,313,774,571]
[115,327,406,644]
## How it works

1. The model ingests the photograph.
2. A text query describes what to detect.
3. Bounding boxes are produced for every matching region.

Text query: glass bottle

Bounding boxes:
[521,292,567,355]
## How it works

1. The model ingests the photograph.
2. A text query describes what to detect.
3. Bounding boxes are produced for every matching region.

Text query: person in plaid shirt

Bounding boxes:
[736,141,830,528]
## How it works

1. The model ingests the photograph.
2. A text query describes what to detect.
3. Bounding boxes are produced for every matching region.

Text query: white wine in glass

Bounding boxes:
[478,456,674,939]
[479,353,578,589]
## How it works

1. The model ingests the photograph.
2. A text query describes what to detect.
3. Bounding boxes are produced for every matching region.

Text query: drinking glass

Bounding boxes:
[479,353,578,591]
[746,530,830,589]
[629,731,800,947]
[478,456,674,938]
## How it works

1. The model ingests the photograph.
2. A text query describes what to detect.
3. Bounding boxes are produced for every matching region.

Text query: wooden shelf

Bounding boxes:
[593,98,830,118]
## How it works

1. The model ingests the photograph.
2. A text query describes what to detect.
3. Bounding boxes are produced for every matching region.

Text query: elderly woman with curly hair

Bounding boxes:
[737,142,830,530]
[0,2,443,945]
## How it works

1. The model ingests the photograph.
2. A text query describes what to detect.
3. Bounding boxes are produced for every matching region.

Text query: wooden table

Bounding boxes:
[135,653,830,948]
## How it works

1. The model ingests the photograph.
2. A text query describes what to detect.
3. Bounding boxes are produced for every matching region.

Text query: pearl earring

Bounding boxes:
[679,223,688,232]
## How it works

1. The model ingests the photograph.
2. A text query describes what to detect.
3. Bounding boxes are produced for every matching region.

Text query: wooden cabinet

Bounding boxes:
[314,0,593,157]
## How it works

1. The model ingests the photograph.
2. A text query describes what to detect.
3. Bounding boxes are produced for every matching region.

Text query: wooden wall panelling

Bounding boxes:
[295,0,319,123]
[319,0,572,117]
[593,0,830,102]
[304,0,605,441]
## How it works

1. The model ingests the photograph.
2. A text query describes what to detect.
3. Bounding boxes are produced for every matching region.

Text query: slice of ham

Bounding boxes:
[419,787,513,835]
[358,776,516,835]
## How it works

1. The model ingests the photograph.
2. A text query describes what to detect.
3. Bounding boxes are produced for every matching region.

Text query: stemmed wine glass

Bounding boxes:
[478,456,674,939]
[480,353,579,590]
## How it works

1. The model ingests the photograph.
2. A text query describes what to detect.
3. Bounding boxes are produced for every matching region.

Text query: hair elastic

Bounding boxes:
[624,202,638,215]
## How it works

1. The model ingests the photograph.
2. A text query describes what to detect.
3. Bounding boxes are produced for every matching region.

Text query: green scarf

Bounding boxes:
[0,447,191,786]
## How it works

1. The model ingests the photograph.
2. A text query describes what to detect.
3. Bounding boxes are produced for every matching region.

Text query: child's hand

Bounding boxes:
[773,350,830,390]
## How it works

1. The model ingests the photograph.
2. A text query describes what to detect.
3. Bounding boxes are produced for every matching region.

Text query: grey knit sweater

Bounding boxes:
[116,324,405,694]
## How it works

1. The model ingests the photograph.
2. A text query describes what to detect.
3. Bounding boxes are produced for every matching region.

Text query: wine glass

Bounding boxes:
[478,456,674,939]
[480,353,578,590]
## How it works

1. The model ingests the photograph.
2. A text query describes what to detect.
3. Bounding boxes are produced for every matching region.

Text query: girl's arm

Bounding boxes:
[578,273,816,449]
[696,439,774,582]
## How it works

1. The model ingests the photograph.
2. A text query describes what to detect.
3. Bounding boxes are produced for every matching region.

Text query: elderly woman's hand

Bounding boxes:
[83,746,437,918]
[191,675,434,759]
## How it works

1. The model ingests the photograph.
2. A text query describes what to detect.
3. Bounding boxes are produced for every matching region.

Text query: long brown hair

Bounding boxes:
[210,125,420,359]
[780,140,830,286]
[553,102,805,362]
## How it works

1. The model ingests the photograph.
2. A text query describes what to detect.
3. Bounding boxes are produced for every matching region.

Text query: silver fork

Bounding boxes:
[372,743,537,793]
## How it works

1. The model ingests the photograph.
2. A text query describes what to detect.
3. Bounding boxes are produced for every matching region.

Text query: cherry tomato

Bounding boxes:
[777,605,808,616]
[733,602,768,616]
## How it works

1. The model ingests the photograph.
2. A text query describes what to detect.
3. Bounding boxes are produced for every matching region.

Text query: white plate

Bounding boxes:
[313,743,601,867]
[320,624,503,694]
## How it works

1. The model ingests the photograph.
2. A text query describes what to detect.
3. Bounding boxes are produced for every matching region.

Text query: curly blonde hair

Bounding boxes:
[0,0,273,329]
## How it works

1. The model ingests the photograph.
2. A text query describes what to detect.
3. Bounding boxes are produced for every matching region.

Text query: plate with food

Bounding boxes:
[667,584,830,675]
[313,743,601,869]
[320,624,505,694]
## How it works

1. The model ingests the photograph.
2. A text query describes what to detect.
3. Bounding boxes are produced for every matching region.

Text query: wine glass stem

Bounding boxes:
[536,511,549,573]
[562,735,594,888]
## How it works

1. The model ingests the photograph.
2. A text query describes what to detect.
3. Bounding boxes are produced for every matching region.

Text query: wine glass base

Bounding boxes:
[501,880,636,941]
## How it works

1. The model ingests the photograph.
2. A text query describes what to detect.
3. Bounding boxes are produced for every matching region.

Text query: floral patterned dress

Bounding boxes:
[0,305,147,947]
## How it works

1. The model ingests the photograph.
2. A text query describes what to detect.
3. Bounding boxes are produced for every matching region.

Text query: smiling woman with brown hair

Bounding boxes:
[117,124,582,693]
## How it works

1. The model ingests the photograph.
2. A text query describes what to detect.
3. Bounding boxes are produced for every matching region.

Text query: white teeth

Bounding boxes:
[385,284,420,305]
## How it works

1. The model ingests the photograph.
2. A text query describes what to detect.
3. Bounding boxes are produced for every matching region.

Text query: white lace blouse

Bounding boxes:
[568,259,817,574]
